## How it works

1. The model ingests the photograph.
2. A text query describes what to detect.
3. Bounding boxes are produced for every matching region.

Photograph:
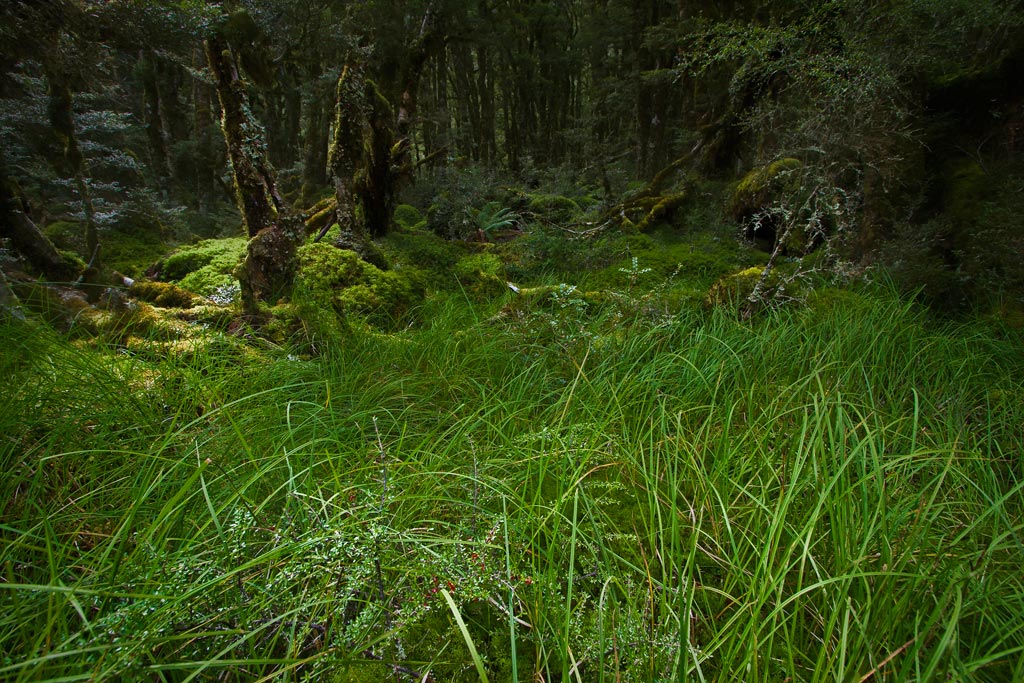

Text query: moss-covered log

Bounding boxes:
[0,159,78,281]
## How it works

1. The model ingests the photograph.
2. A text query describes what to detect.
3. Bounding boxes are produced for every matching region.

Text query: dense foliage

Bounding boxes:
[2,0,1024,681]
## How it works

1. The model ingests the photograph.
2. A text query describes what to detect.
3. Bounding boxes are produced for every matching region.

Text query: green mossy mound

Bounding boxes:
[393,204,426,231]
[102,229,170,278]
[592,231,763,292]
[43,221,170,279]
[705,266,767,308]
[130,280,197,308]
[160,238,247,282]
[382,228,510,302]
[293,242,426,330]
[453,252,507,301]
[158,238,247,297]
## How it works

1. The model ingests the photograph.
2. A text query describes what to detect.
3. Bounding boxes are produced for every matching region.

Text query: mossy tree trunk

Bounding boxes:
[205,33,299,314]
[327,63,366,242]
[324,7,440,247]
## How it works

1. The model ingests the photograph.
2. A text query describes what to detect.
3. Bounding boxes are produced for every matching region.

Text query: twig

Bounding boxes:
[858,637,915,682]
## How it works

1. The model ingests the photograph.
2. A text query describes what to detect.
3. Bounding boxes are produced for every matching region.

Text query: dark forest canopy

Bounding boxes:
[1,0,1023,313]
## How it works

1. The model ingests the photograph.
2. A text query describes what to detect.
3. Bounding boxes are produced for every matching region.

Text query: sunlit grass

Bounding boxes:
[2,282,1023,681]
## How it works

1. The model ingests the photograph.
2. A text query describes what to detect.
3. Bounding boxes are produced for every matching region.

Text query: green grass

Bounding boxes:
[2,280,1023,682]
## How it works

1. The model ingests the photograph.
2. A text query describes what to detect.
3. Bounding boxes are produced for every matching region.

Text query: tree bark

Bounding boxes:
[205,34,299,313]
[327,63,367,241]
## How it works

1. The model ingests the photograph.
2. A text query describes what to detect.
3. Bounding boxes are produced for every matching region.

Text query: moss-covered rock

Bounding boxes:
[293,242,426,329]
[704,266,766,308]
[729,158,802,249]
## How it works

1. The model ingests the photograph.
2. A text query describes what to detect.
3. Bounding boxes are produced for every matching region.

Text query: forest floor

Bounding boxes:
[3,200,1024,682]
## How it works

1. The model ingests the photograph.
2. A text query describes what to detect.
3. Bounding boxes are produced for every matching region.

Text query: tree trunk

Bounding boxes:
[300,66,330,203]
[327,63,367,242]
[45,67,100,273]
[205,34,299,313]
[139,50,174,181]
[0,152,76,281]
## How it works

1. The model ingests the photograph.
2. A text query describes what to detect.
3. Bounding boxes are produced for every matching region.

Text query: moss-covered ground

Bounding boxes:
[3,185,1024,683]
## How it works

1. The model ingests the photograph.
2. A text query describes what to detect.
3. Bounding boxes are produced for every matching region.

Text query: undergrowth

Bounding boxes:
[2,281,1023,682]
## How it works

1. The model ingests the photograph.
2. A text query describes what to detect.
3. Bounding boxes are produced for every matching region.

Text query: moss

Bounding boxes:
[160,238,247,282]
[729,158,802,221]
[453,252,507,301]
[43,221,86,254]
[393,203,426,230]
[293,242,426,330]
[592,233,759,292]
[386,229,466,269]
[704,266,766,308]
[527,193,582,224]
[58,250,88,276]
[177,266,238,298]
[942,159,987,224]
[102,229,170,278]
[634,191,689,232]
[130,280,197,308]
[804,287,876,317]
[74,301,190,343]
